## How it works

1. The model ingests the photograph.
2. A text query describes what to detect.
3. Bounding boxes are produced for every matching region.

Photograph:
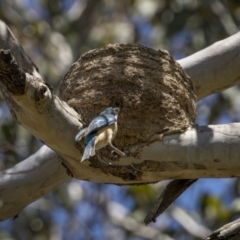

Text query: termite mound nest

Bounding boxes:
[59,43,196,154]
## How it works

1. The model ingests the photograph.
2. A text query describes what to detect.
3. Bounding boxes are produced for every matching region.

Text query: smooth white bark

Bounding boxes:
[0,146,69,221]
[114,123,240,180]
[178,32,240,100]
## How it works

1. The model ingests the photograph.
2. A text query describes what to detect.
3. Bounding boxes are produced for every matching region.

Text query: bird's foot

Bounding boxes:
[111,149,126,157]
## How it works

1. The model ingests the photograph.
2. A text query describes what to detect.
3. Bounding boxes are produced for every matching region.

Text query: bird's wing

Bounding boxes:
[75,127,87,142]
[101,114,116,125]
[85,115,116,135]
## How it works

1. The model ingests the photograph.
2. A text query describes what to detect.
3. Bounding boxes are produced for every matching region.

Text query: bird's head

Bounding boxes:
[100,107,120,116]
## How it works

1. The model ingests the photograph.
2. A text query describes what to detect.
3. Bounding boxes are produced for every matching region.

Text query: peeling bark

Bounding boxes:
[0,50,26,95]
[0,20,40,77]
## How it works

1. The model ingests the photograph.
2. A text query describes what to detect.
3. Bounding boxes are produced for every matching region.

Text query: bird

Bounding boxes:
[75,107,126,162]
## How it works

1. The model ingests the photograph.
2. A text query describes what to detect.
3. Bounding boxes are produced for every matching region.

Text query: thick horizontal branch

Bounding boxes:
[108,123,240,182]
[7,121,239,184]
[1,122,240,221]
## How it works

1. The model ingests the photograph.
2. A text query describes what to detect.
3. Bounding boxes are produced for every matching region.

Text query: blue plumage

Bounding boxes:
[75,107,125,162]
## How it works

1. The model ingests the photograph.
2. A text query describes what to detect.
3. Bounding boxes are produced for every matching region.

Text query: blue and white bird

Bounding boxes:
[75,107,126,162]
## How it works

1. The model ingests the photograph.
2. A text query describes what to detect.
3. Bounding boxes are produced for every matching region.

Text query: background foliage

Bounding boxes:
[1,0,240,239]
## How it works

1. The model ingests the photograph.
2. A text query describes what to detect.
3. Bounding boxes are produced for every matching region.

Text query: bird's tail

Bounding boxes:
[81,136,96,162]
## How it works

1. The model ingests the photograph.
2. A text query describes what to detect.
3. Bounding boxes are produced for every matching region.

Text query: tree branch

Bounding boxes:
[208,0,238,36]
[0,20,40,77]
[204,218,240,240]
[144,179,197,224]
[0,146,70,221]
[107,201,174,240]
[178,32,240,100]
[170,206,211,238]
